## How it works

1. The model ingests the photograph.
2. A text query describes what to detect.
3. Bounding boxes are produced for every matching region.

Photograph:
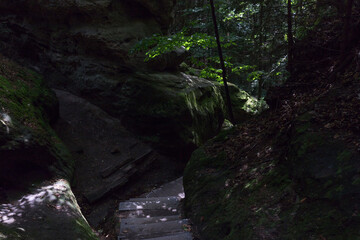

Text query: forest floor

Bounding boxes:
[190,15,360,238]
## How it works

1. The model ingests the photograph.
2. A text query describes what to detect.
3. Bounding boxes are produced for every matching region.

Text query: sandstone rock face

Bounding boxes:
[117,72,226,156]
[0,0,227,157]
[0,55,97,239]
[0,0,173,86]
[0,55,73,192]
[222,83,267,122]
[0,0,260,159]
[0,179,98,240]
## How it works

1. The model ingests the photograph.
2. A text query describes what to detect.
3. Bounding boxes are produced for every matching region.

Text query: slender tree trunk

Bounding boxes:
[341,0,354,53]
[258,2,264,100]
[287,0,294,76]
[209,0,234,123]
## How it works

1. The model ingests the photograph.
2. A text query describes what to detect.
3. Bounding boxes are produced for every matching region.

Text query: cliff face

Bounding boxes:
[0,0,234,157]
[0,54,98,240]
[0,0,173,81]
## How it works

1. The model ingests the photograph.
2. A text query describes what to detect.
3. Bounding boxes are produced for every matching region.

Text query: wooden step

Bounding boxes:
[128,196,182,202]
[145,177,185,198]
[119,219,189,239]
[119,196,180,211]
[119,208,181,220]
[142,232,193,240]
[121,215,181,227]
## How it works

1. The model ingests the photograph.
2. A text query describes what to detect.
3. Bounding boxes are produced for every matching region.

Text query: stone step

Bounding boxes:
[119,196,180,211]
[119,219,189,240]
[121,215,181,227]
[142,232,193,240]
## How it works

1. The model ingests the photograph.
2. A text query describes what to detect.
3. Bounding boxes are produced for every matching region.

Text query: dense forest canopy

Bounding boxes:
[133,0,358,99]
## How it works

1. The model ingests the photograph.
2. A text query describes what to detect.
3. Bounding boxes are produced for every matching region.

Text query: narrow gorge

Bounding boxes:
[1,0,360,239]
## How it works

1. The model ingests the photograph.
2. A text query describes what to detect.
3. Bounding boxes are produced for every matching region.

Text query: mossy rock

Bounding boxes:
[119,72,226,158]
[221,83,267,122]
[184,129,243,240]
[118,72,263,159]
[0,55,74,191]
[0,179,98,240]
[184,112,360,239]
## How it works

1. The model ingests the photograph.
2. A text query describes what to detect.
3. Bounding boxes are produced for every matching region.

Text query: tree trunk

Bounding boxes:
[258,1,264,100]
[209,0,234,123]
[341,0,354,53]
[287,0,294,76]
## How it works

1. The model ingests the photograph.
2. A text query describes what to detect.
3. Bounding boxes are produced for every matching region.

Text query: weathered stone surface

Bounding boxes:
[132,0,176,32]
[0,54,98,240]
[117,72,226,157]
[0,0,173,81]
[0,55,73,193]
[54,89,162,204]
[223,83,267,122]
[0,0,229,158]
[0,179,98,240]
[147,47,189,71]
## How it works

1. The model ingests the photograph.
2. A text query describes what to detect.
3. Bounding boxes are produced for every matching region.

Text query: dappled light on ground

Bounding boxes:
[0,112,12,134]
[0,179,79,226]
[0,179,98,239]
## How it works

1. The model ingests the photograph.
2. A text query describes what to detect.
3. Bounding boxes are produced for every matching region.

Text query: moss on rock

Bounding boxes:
[120,72,262,159]
[0,55,73,190]
[119,72,226,157]
[0,179,98,240]
[184,112,360,239]
[222,83,267,122]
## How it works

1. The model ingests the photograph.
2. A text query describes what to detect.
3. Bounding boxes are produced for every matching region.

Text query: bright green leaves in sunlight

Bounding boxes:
[200,67,223,83]
[131,30,218,61]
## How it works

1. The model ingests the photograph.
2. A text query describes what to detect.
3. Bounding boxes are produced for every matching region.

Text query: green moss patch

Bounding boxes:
[184,112,360,239]
[0,55,73,188]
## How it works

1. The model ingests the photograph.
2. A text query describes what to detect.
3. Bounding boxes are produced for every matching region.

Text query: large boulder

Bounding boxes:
[223,83,267,122]
[118,72,226,157]
[0,55,73,190]
[0,179,98,240]
[0,55,97,239]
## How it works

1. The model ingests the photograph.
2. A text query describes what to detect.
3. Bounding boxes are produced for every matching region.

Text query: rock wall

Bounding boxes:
[0,0,224,157]
[0,55,73,190]
[0,55,97,239]
[0,0,260,158]
[0,0,171,80]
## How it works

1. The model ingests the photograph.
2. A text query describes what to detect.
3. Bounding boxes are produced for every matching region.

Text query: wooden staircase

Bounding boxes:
[118,178,192,240]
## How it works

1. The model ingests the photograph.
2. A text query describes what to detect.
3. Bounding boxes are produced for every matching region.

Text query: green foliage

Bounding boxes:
[131,30,217,61]
[200,67,223,83]
[133,0,331,95]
